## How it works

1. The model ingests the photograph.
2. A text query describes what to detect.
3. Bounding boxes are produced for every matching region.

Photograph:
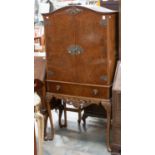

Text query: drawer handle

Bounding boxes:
[93,89,98,96]
[56,85,61,91]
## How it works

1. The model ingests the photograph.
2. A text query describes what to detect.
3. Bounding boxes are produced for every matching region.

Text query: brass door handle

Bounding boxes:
[68,45,83,55]
[93,89,98,96]
[56,85,61,91]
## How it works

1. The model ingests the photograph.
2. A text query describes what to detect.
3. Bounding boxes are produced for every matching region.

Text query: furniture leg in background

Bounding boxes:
[111,61,121,155]
[34,92,44,155]
[43,84,55,140]
[82,104,107,125]
[60,100,84,127]
[34,129,37,155]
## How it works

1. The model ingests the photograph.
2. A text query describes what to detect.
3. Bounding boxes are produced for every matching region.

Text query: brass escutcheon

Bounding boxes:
[93,89,98,96]
[56,85,61,91]
[67,45,83,55]
[66,7,82,15]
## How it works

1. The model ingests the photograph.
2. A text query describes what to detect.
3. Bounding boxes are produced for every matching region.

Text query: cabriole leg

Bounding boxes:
[101,102,111,152]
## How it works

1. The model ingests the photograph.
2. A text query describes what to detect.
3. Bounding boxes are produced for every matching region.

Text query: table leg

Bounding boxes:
[43,113,48,140]
[46,101,54,140]
[42,84,54,140]
[101,102,111,152]
[78,107,82,124]
[63,101,67,127]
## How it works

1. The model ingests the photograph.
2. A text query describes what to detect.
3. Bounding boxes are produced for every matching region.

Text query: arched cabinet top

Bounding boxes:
[42,5,117,17]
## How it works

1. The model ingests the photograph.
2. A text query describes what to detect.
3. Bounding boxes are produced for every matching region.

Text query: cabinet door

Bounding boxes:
[43,10,77,82]
[75,10,108,85]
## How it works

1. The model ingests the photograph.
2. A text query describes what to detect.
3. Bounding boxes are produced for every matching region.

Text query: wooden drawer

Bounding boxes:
[46,80,112,99]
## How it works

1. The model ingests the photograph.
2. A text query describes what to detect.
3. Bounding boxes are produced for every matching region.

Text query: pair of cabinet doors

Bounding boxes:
[43,6,117,86]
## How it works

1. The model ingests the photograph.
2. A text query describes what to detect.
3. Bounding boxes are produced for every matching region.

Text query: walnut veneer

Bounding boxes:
[42,5,118,151]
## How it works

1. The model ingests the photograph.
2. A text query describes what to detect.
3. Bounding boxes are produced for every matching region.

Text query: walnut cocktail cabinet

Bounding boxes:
[43,5,118,151]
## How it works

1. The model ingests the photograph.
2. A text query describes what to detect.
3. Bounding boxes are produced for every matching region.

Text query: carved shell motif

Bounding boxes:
[66,7,82,15]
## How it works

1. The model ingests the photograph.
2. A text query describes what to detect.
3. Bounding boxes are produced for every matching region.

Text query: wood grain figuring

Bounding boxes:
[43,6,117,86]
[44,9,77,82]
[75,10,108,85]
[46,81,111,99]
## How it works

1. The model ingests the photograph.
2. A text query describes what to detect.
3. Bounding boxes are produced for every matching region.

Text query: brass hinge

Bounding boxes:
[100,15,107,27]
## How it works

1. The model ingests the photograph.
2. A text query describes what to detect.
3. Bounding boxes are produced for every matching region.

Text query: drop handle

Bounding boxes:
[93,89,98,96]
[56,85,61,91]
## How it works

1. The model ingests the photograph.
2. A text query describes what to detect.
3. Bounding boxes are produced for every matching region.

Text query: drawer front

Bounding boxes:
[46,81,111,99]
